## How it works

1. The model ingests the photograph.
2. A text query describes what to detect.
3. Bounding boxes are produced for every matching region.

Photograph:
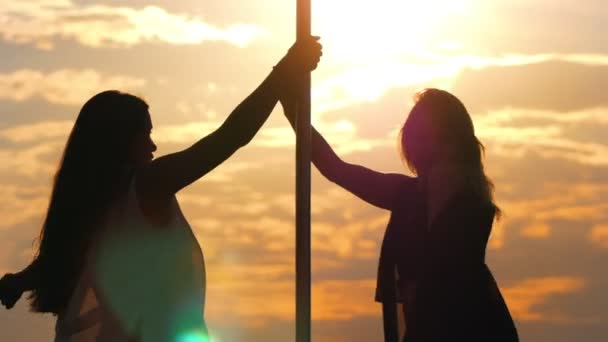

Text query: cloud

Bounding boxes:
[0,120,72,143]
[588,225,608,249]
[520,222,551,239]
[451,60,608,113]
[0,121,69,178]
[312,55,608,117]
[254,121,390,156]
[312,60,458,115]
[0,1,267,50]
[501,276,587,322]
[497,183,608,224]
[205,278,293,326]
[151,121,221,144]
[206,277,379,325]
[0,69,145,106]
[312,280,378,320]
[0,184,49,230]
[448,0,608,55]
[475,107,608,166]
[0,140,63,178]
[146,117,389,159]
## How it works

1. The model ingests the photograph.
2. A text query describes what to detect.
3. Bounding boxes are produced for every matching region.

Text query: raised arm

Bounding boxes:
[137,38,322,202]
[280,97,414,210]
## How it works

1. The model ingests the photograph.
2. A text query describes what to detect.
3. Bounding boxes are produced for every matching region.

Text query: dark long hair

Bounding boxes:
[399,88,501,218]
[29,90,149,314]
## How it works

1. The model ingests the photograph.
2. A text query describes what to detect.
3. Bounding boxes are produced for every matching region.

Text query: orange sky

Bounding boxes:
[1,0,607,341]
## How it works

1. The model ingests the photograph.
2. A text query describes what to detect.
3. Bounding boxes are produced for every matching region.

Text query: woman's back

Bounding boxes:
[415,190,514,341]
[55,173,207,342]
[379,182,518,342]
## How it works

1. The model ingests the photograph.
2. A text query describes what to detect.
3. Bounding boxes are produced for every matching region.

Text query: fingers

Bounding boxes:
[1,292,21,309]
[297,37,323,71]
[7,294,20,309]
[1,295,19,309]
[294,35,323,55]
[277,36,323,74]
[1,296,9,309]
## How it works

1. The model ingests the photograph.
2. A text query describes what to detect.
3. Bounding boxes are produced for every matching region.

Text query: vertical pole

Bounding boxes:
[296,0,311,341]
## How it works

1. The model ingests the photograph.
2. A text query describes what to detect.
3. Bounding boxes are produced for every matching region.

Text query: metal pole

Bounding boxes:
[296,0,311,341]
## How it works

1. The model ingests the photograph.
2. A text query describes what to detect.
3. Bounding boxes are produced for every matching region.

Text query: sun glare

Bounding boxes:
[314,0,473,63]
[309,0,475,111]
[177,332,212,342]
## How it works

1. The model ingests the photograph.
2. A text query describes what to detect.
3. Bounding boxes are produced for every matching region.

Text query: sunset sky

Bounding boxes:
[1,0,607,341]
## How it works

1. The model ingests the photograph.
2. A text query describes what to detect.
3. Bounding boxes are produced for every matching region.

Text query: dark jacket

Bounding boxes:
[376,182,518,342]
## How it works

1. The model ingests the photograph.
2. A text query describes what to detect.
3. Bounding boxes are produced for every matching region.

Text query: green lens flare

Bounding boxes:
[177,331,210,342]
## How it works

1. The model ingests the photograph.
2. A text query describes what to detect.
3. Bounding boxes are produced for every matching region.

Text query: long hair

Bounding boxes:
[29,90,149,314]
[399,88,501,218]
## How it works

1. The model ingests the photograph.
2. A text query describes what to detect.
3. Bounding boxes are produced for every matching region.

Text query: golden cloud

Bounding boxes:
[0,183,49,230]
[255,120,390,156]
[0,69,145,105]
[206,278,293,326]
[150,117,388,158]
[312,218,385,260]
[0,141,63,178]
[476,108,608,166]
[499,184,608,223]
[312,279,378,320]
[152,121,221,144]
[490,183,608,249]
[501,276,587,322]
[205,277,379,326]
[520,222,551,239]
[588,224,608,248]
[313,54,608,116]
[0,120,72,143]
[0,1,266,49]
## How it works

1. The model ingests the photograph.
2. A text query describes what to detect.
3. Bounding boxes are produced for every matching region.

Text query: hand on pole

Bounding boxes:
[276,36,322,122]
[275,36,323,77]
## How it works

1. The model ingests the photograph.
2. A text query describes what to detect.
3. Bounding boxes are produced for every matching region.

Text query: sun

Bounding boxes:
[313,0,474,63]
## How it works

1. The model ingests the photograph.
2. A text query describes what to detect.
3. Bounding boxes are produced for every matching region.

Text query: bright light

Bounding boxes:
[177,331,211,342]
[314,0,473,63]
[310,0,474,113]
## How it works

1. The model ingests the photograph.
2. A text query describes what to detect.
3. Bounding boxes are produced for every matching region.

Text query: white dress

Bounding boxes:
[54,175,207,342]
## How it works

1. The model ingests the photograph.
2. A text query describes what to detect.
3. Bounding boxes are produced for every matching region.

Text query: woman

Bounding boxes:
[0,37,322,341]
[280,88,518,341]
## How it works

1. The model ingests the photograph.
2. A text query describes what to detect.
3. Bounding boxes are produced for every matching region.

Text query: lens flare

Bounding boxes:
[177,331,211,342]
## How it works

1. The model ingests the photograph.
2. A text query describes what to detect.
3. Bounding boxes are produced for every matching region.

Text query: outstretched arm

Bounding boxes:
[280,98,414,210]
[137,38,322,202]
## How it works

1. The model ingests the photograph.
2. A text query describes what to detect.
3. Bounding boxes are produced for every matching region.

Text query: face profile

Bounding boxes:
[128,113,157,167]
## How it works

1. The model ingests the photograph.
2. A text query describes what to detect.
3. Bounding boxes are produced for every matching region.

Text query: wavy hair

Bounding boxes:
[399,88,501,218]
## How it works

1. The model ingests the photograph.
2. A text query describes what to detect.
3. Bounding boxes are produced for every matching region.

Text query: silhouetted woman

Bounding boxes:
[0,37,322,342]
[280,88,518,341]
